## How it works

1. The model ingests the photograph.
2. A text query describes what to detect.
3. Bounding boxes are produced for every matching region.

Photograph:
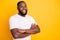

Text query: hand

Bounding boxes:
[19,29,26,33]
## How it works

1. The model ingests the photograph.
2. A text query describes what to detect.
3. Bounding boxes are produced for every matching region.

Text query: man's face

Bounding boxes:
[17,2,27,16]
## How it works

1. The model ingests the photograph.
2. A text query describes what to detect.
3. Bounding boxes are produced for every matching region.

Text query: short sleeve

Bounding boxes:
[9,17,18,29]
[30,17,37,25]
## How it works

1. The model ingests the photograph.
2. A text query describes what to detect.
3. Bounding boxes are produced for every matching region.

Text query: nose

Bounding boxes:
[23,7,27,10]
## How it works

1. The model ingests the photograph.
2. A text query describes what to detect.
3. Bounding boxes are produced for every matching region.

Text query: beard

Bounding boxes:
[18,10,27,16]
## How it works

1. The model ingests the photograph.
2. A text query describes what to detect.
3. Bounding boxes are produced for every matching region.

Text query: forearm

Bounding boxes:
[13,33,31,39]
[18,33,31,38]
[25,29,40,34]
[25,24,40,34]
[11,28,31,39]
[18,29,36,34]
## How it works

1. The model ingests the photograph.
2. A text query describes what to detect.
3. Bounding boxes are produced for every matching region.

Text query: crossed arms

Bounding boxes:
[10,24,40,39]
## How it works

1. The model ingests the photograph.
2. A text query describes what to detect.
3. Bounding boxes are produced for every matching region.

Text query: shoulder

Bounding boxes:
[9,14,17,21]
[26,15,34,19]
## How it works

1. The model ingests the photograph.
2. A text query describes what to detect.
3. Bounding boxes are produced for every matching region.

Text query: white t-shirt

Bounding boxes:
[9,14,37,40]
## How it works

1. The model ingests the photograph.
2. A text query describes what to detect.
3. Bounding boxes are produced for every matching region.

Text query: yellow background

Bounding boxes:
[0,0,60,40]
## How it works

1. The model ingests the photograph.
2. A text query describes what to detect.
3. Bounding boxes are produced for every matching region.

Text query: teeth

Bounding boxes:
[23,10,26,12]
[23,10,26,13]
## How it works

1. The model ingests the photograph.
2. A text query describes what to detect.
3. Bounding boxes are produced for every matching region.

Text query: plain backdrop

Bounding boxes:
[0,0,60,40]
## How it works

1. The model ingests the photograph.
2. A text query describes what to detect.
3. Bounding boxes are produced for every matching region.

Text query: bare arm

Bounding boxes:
[25,24,40,34]
[10,24,40,38]
[10,28,31,39]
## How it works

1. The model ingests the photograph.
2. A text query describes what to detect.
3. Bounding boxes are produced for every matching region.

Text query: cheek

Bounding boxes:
[20,8,27,12]
[19,8,23,11]
[18,7,23,11]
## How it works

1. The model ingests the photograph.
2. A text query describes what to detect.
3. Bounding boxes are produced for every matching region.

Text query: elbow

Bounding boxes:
[36,29,40,33]
[38,28,40,33]
[32,29,40,34]
[12,33,20,39]
[13,34,18,39]
[37,29,40,33]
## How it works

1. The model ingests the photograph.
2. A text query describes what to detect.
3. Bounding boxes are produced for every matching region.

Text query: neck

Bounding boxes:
[18,13,26,17]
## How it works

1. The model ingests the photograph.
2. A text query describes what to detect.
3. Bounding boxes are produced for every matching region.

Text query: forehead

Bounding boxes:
[19,2,26,6]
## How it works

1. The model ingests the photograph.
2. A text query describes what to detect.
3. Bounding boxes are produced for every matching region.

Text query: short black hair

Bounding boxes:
[17,1,25,6]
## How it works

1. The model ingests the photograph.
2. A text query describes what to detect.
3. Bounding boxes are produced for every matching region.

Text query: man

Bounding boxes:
[9,1,40,40]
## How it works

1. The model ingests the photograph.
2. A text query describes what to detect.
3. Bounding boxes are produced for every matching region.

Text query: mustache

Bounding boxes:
[18,10,27,16]
[19,9,27,12]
